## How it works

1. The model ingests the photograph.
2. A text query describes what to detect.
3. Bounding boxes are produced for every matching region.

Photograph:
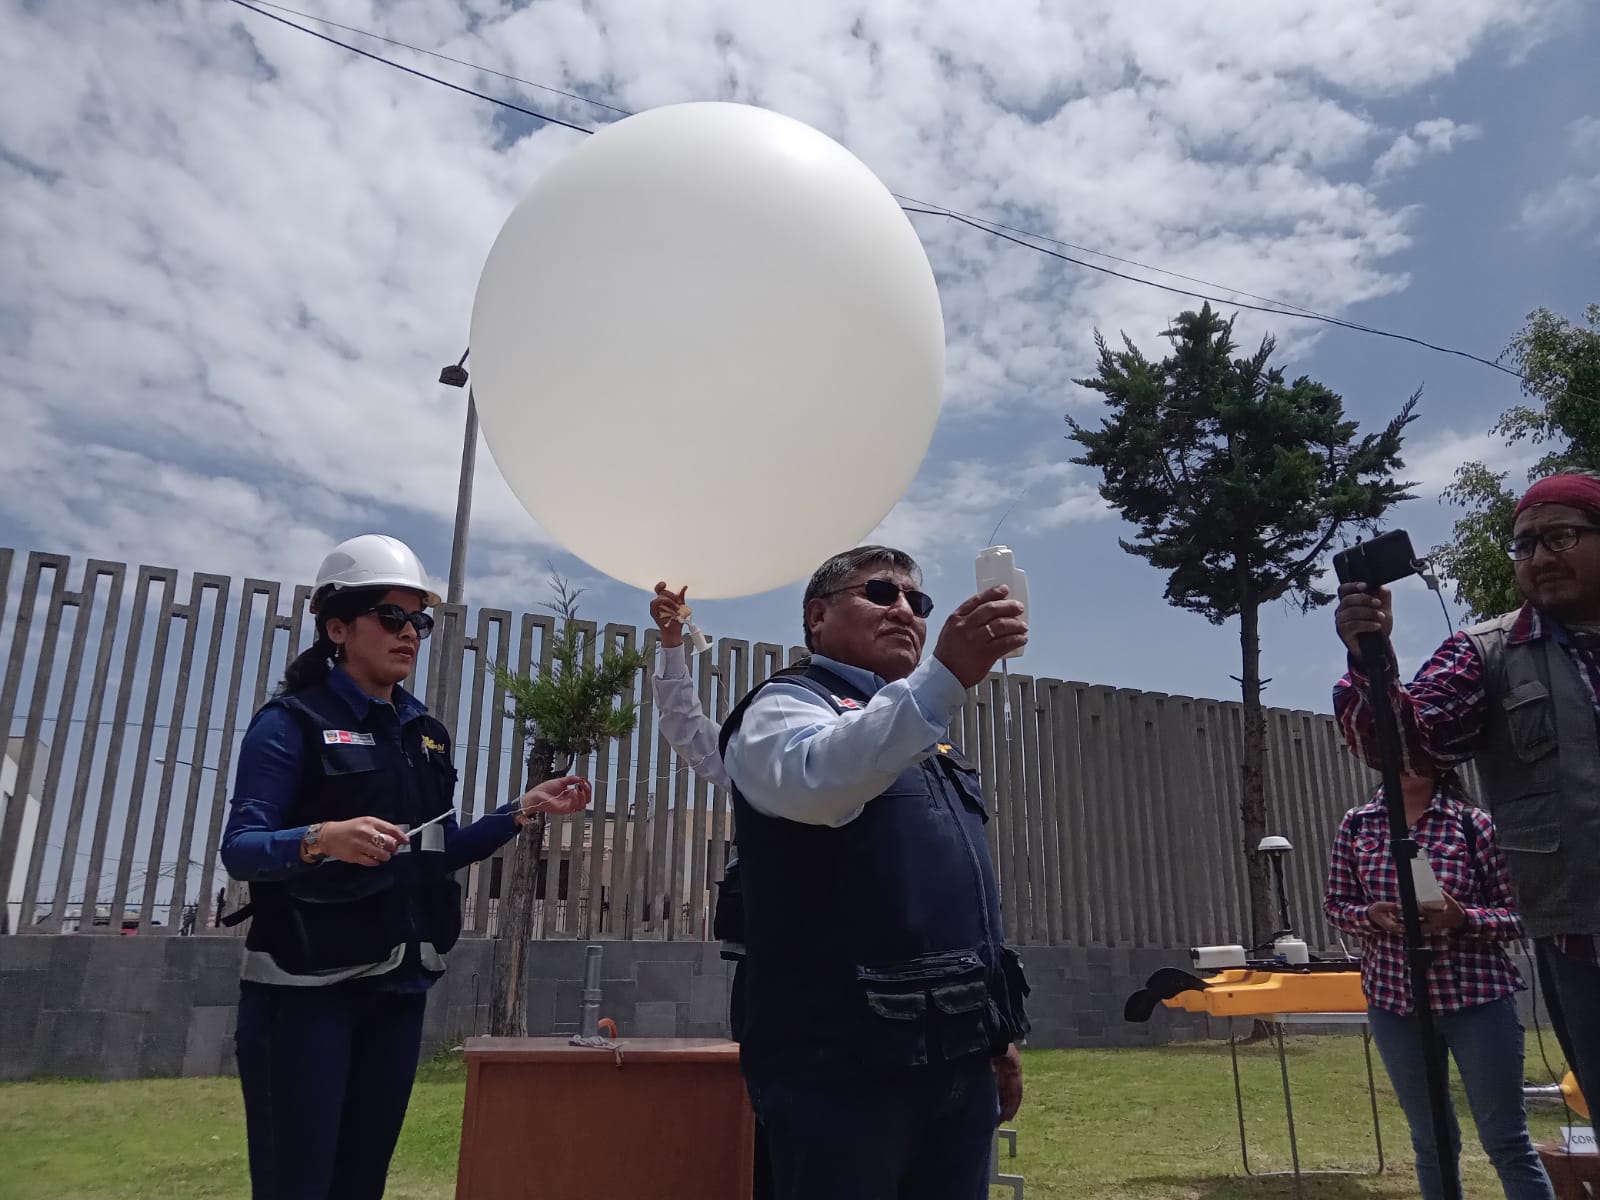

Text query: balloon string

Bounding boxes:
[1001,659,1013,744]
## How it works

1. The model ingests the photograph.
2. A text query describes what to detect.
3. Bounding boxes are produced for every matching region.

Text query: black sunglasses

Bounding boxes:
[819,578,935,618]
[358,603,434,640]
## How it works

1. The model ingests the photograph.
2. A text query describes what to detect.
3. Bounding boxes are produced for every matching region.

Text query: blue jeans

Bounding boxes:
[234,982,428,1200]
[1368,995,1554,1200]
[746,1055,1000,1200]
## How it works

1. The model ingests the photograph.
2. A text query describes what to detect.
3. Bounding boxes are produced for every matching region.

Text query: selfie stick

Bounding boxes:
[1343,545,1459,1199]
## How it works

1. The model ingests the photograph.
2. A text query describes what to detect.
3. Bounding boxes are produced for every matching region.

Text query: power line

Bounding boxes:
[44,839,129,866]
[894,193,1344,323]
[234,1,1354,326]
[245,0,633,117]
[901,208,1528,381]
[223,0,593,135]
[222,0,1552,392]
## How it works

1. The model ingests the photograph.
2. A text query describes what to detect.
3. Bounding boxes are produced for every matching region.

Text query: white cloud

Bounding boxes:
[1401,425,1539,501]
[869,456,1111,566]
[1569,115,1600,163]
[1516,112,1600,239]
[0,0,1575,594]
[1517,174,1600,238]
[1372,117,1482,180]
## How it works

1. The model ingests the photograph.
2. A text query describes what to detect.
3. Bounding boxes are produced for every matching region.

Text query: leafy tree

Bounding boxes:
[1067,304,1418,946]
[488,574,647,1037]
[1432,304,1600,620]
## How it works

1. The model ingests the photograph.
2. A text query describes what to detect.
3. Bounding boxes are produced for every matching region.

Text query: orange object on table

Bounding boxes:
[455,1037,756,1200]
[1159,968,1366,1017]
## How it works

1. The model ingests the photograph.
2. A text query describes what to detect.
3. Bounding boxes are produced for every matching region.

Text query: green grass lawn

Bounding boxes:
[0,1035,1576,1198]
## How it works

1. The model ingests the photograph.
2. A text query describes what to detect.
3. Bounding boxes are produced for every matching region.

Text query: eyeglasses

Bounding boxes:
[817,578,935,618]
[1505,525,1600,562]
[358,603,434,639]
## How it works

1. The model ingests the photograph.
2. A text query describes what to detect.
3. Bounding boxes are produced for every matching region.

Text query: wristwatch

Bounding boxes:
[300,822,327,864]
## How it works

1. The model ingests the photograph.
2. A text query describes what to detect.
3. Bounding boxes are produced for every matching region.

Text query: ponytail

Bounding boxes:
[278,639,335,695]
[275,585,385,696]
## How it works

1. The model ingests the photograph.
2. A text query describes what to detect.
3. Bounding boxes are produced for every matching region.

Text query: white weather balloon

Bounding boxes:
[469,101,945,599]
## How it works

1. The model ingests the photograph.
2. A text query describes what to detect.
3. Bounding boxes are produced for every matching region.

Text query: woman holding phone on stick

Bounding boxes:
[1323,765,1553,1200]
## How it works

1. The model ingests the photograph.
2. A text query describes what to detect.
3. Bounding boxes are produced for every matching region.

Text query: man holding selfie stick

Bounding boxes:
[1333,472,1600,1161]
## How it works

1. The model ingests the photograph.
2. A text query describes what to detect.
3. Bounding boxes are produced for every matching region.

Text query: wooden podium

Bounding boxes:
[455,1037,756,1199]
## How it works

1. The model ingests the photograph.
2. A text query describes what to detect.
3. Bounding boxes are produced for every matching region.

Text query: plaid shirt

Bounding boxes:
[1332,603,1600,964]
[1323,782,1525,1014]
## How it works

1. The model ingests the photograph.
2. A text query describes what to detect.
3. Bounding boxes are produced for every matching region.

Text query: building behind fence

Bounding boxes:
[0,546,1389,952]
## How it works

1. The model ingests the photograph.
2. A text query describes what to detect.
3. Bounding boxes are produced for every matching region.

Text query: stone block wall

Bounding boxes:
[16,936,1550,1081]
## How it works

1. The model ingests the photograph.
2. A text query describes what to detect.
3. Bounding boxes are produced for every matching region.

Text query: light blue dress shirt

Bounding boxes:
[722,652,969,828]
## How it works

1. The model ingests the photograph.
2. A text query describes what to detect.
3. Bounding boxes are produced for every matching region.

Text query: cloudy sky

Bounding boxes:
[1,0,1596,715]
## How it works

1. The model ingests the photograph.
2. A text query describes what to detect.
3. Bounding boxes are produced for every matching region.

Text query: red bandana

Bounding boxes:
[1514,474,1600,518]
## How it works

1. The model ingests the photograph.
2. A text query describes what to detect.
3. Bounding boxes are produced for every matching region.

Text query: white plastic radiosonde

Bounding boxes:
[975,546,1028,660]
[1411,855,1447,911]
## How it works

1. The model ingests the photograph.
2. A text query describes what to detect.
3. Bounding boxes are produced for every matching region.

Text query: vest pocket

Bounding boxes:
[421,875,463,955]
[867,991,928,1020]
[712,856,745,946]
[856,949,993,1066]
[426,748,459,808]
[1494,790,1561,854]
[1503,682,1557,763]
[256,885,406,974]
[935,757,989,822]
[321,744,383,775]
[998,945,1031,1042]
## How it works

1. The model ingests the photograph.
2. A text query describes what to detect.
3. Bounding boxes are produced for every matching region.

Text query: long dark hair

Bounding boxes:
[278,586,386,695]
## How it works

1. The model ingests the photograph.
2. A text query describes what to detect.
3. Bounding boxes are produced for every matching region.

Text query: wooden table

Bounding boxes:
[1537,1143,1600,1200]
[455,1037,755,1200]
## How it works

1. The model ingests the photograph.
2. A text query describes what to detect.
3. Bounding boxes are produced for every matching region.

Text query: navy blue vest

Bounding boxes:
[242,680,463,977]
[718,663,1029,1080]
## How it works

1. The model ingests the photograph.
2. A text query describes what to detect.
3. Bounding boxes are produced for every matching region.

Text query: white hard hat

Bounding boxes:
[311,534,441,610]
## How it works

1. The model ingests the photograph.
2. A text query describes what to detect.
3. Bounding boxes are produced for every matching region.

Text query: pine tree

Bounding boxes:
[1067,304,1418,945]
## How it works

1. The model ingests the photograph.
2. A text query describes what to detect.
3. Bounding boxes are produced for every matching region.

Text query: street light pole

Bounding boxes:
[449,390,478,607]
[440,349,474,606]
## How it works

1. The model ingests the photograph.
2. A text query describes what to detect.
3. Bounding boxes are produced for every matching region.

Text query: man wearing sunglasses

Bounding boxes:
[1332,471,1600,1119]
[717,545,1031,1200]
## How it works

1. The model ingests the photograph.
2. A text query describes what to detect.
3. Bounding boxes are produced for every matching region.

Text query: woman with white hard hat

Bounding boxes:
[221,534,592,1200]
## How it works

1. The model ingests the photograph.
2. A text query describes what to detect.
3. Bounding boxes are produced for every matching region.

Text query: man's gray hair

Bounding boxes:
[801,545,922,650]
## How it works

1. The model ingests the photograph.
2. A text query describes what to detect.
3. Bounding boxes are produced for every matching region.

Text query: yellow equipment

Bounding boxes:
[1158,968,1366,1017]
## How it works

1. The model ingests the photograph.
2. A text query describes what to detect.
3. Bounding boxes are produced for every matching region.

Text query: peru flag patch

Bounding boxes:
[322,730,376,746]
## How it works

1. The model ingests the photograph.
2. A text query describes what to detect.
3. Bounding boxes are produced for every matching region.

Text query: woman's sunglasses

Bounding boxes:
[818,578,935,618]
[358,603,434,640]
